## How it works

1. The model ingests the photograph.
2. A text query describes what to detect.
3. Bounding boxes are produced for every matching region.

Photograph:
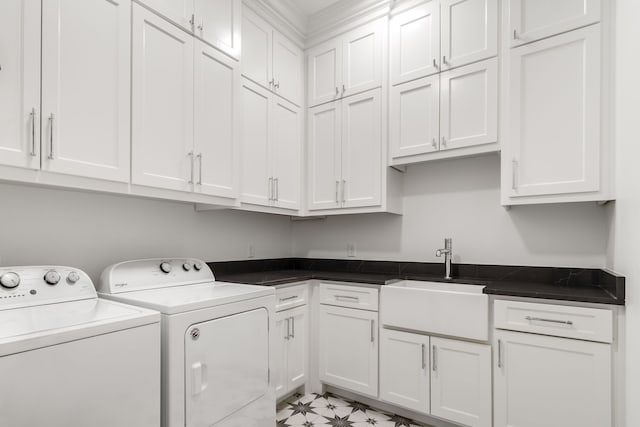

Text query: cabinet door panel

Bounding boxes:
[390,76,440,160]
[194,0,240,59]
[308,102,342,211]
[131,5,194,191]
[441,0,497,69]
[272,98,301,210]
[42,0,130,182]
[390,2,440,85]
[494,330,611,427]
[341,89,382,209]
[508,26,600,197]
[379,329,429,413]
[287,306,308,392]
[431,337,491,427]
[241,7,272,89]
[274,312,288,400]
[440,58,498,151]
[319,305,378,398]
[0,0,40,170]
[510,0,601,47]
[194,41,238,199]
[138,0,192,30]
[307,39,342,107]
[342,19,383,97]
[273,32,303,105]
[240,79,271,206]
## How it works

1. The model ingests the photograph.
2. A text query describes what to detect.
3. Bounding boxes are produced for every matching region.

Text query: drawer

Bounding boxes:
[275,284,308,312]
[494,300,613,343]
[319,283,379,311]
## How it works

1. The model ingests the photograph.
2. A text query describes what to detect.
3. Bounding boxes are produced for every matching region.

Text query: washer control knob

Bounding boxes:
[160,262,172,274]
[182,263,192,272]
[44,270,61,285]
[0,272,21,289]
[67,271,80,284]
[193,262,203,271]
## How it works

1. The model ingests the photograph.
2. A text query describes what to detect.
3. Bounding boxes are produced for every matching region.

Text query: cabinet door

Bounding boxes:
[131,4,194,191]
[510,0,601,47]
[0,0,40,170]
[440,58,498,151]
[271,98,301,210]
[287,306,308,393]
[240,78,271,206]
[307,101,342,211]
[342,19,384,97]
[274,312,289,400]
[138,0,192,30]
[241,7,272,89]
[494,330,611,427]
[272,32,303,106]
[307,38,342,107]
[341,89,382,209]
[431,337,491,427]
[441,0,497,69]
[319,305,378,398]
[389,2,440,86]
[194,41,238,199]
[379,329,430,414]
[507,26,600,198]
[193,0,240,59]
[390,76,440,160]
[41,0,130,182]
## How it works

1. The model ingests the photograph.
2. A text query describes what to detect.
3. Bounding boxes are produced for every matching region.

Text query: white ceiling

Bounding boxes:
[294,0,343,17]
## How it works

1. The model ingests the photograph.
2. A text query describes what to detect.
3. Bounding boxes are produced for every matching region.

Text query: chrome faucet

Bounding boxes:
[435,238,453,280]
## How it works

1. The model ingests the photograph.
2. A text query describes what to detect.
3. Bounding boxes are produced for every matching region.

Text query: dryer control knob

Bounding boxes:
[160,262,172,274]
[0,272,20,289]
[67,271,80,284]
[182,263,192,271]
[44,270,61,285]
[193,262,203,271]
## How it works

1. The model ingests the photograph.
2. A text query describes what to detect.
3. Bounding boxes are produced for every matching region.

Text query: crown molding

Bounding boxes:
[244,0,307,47]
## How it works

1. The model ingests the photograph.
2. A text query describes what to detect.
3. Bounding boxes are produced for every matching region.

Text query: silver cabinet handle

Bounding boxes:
[335,180,340,204]
[290,316,295,338]
[441,136,446,147]
[370,319,375,343]
[432,58,438,69]
[274,178,279,201]
[269,79,275,89]
[497,339,503,368]
[342,179,346,203]
[48,114,55,159]
[525,316,574,325]
[431,138,437,149]
[432,344,437,371]
[513,29,518,40]
[30,108,37,156]
[512,159,518,190]
[188,151,194,184]
[189,14,195,31]
[197,18,204,32]
[197,153,203,185]
[274,81,280,89]
[279,295,298,302]
[442,55,448,65]
[335,295,359,301]
[285,317,290,340]
[269,177,274,201]
[335,87,339,96]
[342,84,346,94]
[421,344,426,370]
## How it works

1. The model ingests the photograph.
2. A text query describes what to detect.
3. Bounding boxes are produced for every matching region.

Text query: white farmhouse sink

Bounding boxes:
[381,280,489,341]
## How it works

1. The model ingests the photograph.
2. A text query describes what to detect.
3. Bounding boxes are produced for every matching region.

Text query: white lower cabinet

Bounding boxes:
[494,329,612,427]
[275,305,308,400]
[319,304,378,398]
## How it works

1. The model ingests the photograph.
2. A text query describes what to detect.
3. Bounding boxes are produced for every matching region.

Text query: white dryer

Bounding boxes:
[0,265,160,427]
[97,258,276,427]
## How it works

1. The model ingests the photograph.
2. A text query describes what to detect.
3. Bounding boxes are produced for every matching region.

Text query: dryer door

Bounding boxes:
[185,308,270,426]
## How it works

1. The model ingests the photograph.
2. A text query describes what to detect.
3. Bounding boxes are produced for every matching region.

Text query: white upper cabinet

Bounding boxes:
[509,0,601,47]
[0,0,41,170]
[140,0,192,29]
[441,0,498,69]
[131,5,194,192]
[308,101,342,211]
[241,6,302,105]
[271,97,302,210]
[41,0,131,183]
[194,40,239,199]
[440,57,498,151]
[307,38,343,107]
[390,2,440,85]
[505,26,601,199]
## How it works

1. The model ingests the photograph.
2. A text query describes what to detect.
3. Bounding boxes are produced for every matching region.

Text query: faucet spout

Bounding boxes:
[435,238,453,280]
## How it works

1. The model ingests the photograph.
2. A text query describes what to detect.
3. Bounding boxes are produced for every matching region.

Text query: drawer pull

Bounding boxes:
[335,295,359,301]
[421,344,426,370]
[279,295,299,302]
[525,316,573,326]
[497,339,503,368]
[370,319,375,343]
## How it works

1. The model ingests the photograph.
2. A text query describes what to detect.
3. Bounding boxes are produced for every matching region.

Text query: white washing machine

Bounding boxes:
[97,258,276,427]
[0,265,161,427]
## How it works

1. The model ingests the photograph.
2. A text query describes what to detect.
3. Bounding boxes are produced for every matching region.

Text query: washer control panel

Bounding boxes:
[0,266,96,310]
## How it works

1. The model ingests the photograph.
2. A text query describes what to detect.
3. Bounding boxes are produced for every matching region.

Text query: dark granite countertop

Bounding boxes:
[208,258,625,305]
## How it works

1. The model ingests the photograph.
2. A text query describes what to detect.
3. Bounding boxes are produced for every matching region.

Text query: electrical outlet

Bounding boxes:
[248,243,255,258]
[347,243,356,257]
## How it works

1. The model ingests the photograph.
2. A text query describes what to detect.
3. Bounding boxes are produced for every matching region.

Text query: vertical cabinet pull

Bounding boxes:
[285,317,290,340]
[512,159,519,190]
[442,55,448,65]
[432,58,438,69]
[342,84,346,94]
[441,136,446,147]
[196,153,203,185]
[290,316,295,338]
[197,19,204,32]
[421,344,426,370]
[335,87,339,96]
[431,138,437,149]
[432,345,437,371]
[274,178,279,201]
[30,108,37,156]
[497,339,503,368]
[269,177,274,201]
[335,180,340,204]
[370,319,375,343]
[513,29,518,40]
[189,14,195,31]
[342,180,346,203]
[48,114,55,159]
[188,151,194,184]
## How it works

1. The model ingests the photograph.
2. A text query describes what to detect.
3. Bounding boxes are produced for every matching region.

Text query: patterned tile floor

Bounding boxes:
[277,392,428,427]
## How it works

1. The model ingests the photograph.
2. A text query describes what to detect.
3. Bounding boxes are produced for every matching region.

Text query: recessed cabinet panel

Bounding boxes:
[308,40,342,107]
[194,41,238,198]
[390,75,440,159]
[510,0,601,47]
[139,0,191,29]
[341,90,382,208]
[131,6,194,191]
[241,8,272,88]
[0,0,40,170]
[273,32,302,106]
[342,20,383,97]
[508,26,600,197]
[440,57,498,151]
[287,306,308,393]
[272,98,302,210]
[193,0,241,59]
[41,0,130,182]
[308,102,342,211]
[390,2,440,85]
[441,0,497,69]
[274,312,288,399]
